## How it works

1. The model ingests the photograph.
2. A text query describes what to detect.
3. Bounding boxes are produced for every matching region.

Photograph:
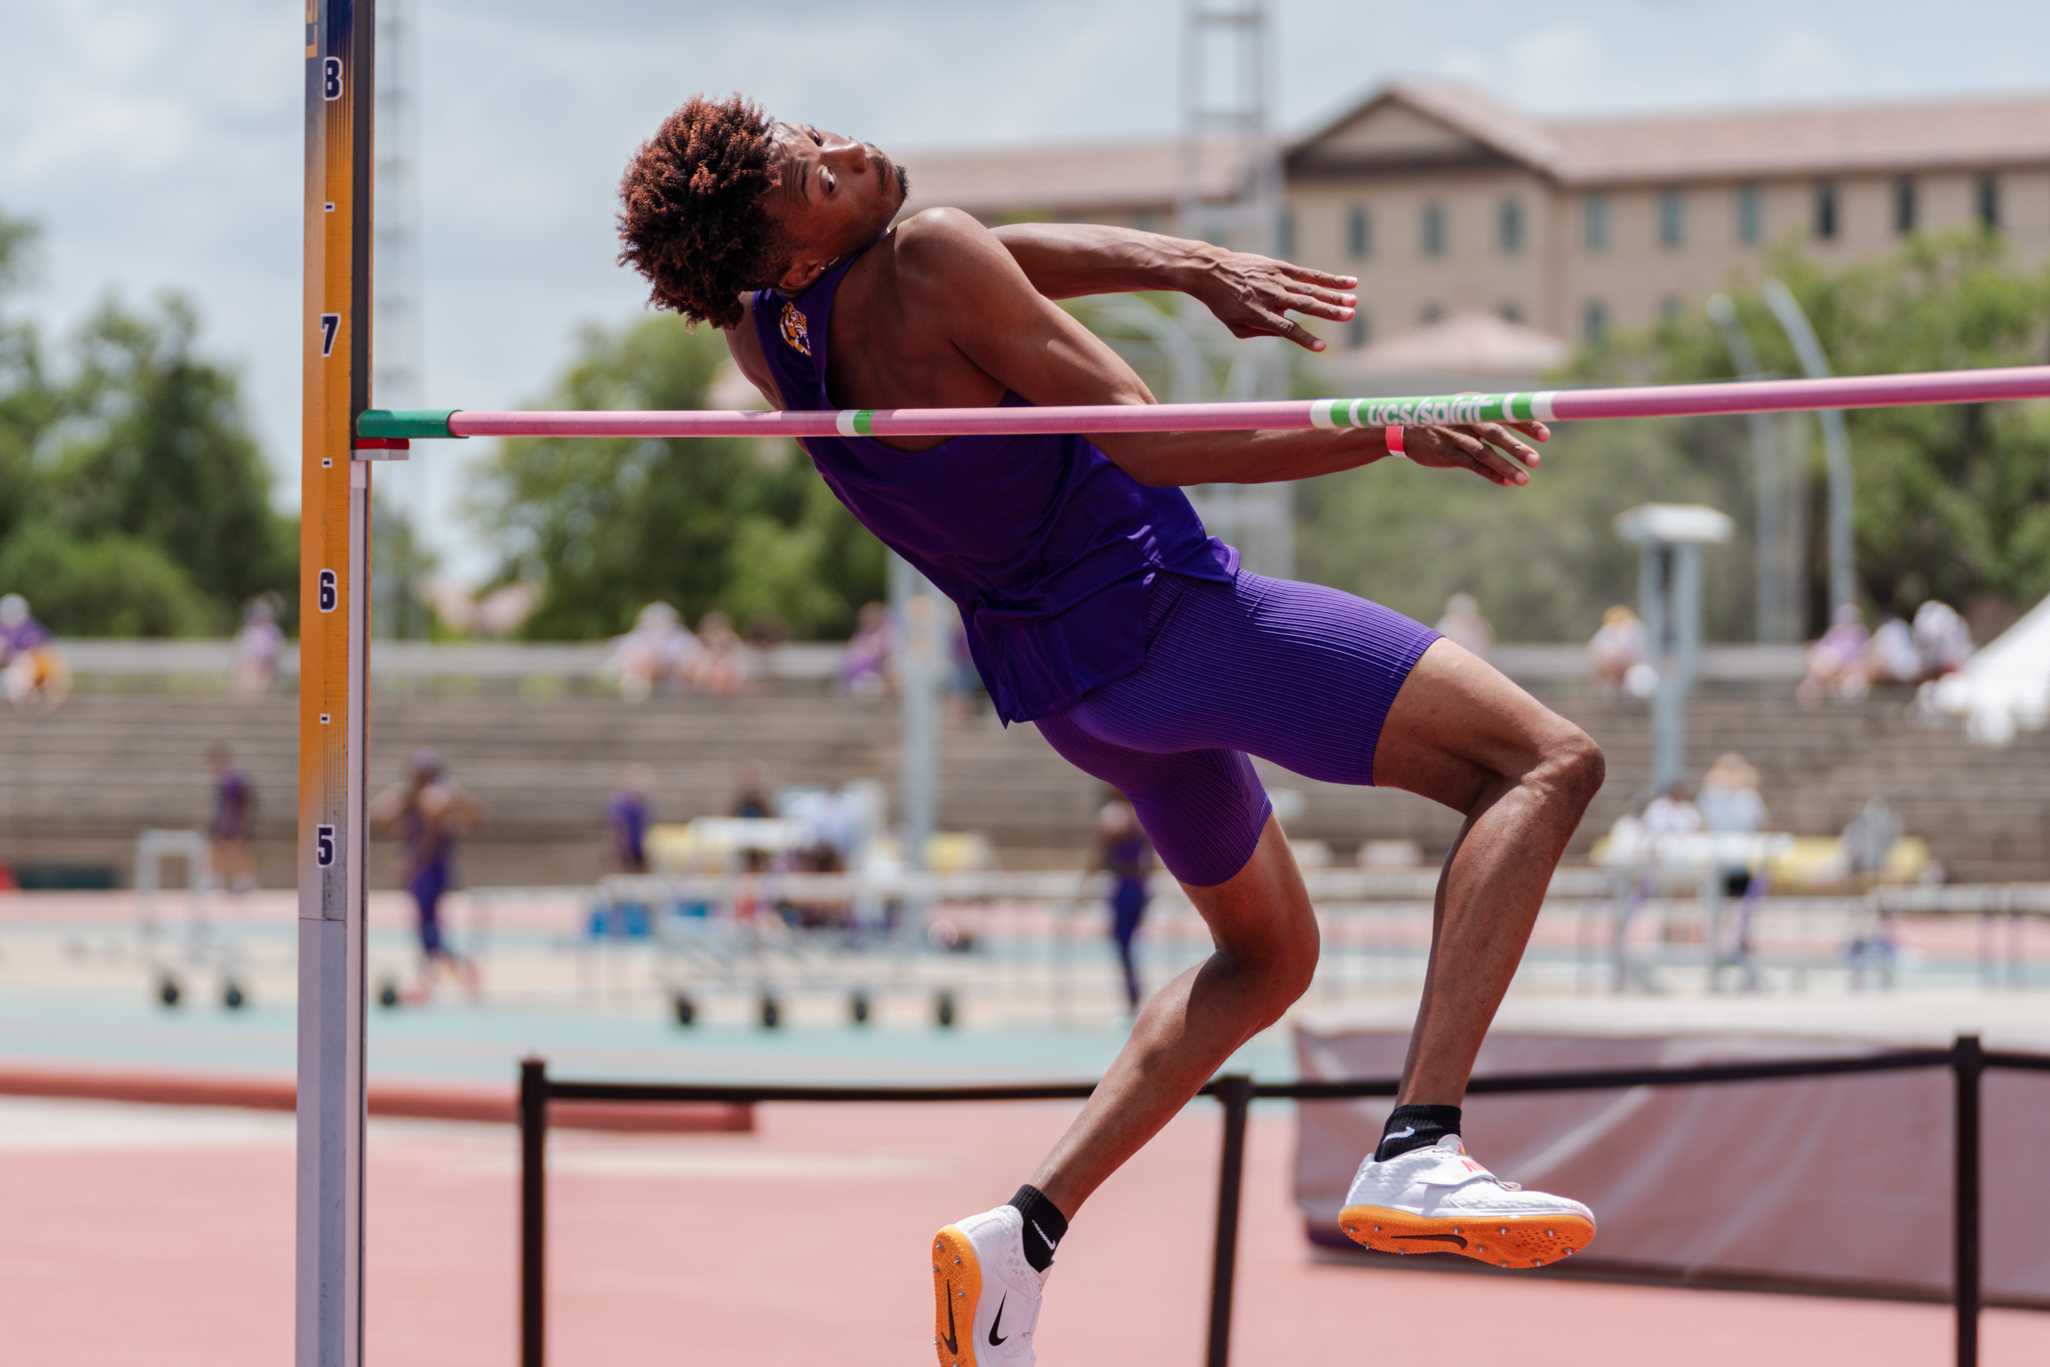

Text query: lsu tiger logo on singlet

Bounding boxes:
[779,300,812,357]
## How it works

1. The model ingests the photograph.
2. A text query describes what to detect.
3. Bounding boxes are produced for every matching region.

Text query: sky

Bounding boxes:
[6,0,2049,582]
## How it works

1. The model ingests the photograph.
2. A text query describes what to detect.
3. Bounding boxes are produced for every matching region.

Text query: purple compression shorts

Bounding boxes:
[1035,572,1438,887]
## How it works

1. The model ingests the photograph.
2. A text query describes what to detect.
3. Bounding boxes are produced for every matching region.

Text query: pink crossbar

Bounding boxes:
[439,365,2050,440]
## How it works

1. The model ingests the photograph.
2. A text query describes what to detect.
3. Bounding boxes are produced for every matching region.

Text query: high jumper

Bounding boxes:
[611,93,1603,1365]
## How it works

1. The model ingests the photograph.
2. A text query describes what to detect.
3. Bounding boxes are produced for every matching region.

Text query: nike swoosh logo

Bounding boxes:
[943,1282,958,1354]
[1391,1232,1468,1249]
[988,1294,1008,1346]
[1384,1126,1417,1144]
[1029,1218,1057,1252]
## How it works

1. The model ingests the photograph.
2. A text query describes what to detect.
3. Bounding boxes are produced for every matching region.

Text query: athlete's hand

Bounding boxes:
[1402,421,1549,487]
[1191,247,1358,352]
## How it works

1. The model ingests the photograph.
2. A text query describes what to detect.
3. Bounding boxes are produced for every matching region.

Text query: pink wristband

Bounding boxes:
[1384,425,1406,456]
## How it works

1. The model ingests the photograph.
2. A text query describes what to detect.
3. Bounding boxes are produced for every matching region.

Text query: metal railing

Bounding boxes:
[515,1036,2049,1367]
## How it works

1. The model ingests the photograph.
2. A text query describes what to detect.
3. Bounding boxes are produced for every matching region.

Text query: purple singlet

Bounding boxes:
[752,242,1235,724]
[753,237,1440,888]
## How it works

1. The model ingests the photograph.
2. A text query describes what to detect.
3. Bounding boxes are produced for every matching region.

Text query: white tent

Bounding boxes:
[1930,595,2050,743]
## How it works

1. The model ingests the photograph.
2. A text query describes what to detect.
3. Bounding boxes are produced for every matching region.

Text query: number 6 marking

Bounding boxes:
[322,57,343,101]
[315,825,337,867]
[320,313,340,357]
[318,569,338,613]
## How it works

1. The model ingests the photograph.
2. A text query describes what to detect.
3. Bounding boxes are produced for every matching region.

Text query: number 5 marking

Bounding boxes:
[316,825,337,867]
[320,313,340,357]
[323,57,343,101]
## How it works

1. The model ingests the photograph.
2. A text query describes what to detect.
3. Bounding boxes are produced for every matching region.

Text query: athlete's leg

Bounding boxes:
[1030,813,1314,1215]
[1369,638,1604,1106]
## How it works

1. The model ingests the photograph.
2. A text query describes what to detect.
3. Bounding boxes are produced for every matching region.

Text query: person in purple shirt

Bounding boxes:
[618,97,1607,1355]
[206,742,257,893]
[609,765,653,875]
[371,749,481,1002]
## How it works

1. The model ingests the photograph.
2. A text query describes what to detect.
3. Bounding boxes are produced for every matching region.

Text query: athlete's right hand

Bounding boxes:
[1401,421,1548,487]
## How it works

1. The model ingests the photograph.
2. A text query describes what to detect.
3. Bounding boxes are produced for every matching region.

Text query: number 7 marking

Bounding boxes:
[320,313,340,357]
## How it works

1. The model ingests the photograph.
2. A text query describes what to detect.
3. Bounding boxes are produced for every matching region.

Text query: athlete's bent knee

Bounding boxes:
[1232,913,1318,1025]
[1539,727,1605,811]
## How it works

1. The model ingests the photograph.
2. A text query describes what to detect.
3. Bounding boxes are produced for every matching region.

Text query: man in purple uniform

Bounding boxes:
[618,97,1607,1365]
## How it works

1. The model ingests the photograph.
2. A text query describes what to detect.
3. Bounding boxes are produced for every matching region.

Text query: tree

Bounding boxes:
[41,294,295,616]
[470,315,884,639]
[1577,232,2050,626]
[1298,232,2050,641]
[0,207,296,636]
[0,523,214,637]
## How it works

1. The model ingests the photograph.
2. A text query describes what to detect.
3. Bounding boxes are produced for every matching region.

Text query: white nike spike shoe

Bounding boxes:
[931,1205,1048,1367]
[1339,1134,1596,1269]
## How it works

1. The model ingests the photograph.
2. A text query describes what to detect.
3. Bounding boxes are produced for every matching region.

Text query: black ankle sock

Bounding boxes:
[1008,1185,1068,1272]
[1376,1103,1462,1161]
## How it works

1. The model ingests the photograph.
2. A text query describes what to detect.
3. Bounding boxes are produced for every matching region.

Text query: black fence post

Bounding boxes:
[520,1057,549,1367]
[1954,1035,1982,1367]
[1204,1075,1253,1367]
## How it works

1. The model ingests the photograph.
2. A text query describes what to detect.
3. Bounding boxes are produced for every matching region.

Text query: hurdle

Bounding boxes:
[299,7,2050,1362]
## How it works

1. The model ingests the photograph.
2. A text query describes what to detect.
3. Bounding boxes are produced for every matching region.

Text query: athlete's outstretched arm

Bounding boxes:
[900,209,1540,488]
[991,222,1356,352]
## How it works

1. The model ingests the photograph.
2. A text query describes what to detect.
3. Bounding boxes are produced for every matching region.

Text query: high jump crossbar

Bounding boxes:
[359,364,2050,441]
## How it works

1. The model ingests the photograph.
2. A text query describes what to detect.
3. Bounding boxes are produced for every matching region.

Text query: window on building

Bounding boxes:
[1660,296,1684,326]
[1813,180,1839,240]
[1420,302,1443,325]
[1893,176,1918,236]
[1583,194,1609,252]
[1658,189,1685,248]
[1347,204,1371,259]
[1276,207,1295,258]
[1499,301,1524,325]
[1348,311,1369,349]
[1421,201,1447,257]
[1736,183,1762,246]
[1583,299,1608,346]
[1498,197,1524,254]
[1977,173,2001,231]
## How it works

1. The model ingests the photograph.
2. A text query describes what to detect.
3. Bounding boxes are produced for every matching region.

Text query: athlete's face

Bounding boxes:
[760,119,910,293]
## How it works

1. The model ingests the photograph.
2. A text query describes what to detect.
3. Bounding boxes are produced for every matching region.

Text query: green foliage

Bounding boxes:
[1301,232,2050,639]
[0,523,214,637]
[0,207,295,637]
[469,316,884,639]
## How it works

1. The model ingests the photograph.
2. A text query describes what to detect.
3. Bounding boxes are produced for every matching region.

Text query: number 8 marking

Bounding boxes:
[323,57,343,101]
[320,313,340,357]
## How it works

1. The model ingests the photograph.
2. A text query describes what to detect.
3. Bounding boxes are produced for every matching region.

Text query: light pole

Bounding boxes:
[1707,294,1797,642]
[1762,278,1856,621]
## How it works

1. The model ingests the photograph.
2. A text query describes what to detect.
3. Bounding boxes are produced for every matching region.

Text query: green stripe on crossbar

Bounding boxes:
[358,408,460,439]
[853,409,875,436]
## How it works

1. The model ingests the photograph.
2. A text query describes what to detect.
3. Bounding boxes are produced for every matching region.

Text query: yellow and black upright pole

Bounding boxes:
[300,3,400,1363]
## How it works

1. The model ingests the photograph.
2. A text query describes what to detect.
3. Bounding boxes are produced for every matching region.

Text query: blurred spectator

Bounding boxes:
[231,597,285,697]
[1587,604,1648,694]
[0,593,68,709]
[839,600,895,698]
[1799,603,1870,703]
[206,743,258,894]
[612,602,698,703]
[1641,781,1703,837]
[730,763,774,820]
[1864,614,1922,689]
[1092,792,1154,1014]
[371,749,482,1003]
[1912,599,1973,679]
[1698,753,1767,964]
[688,610,747,693]
[609,765,654,875]
[1841,798,1904,973]
[1434,592,1495,659]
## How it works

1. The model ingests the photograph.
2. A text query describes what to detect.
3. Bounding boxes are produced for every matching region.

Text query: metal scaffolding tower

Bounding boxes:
[1176,0,1294,575]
